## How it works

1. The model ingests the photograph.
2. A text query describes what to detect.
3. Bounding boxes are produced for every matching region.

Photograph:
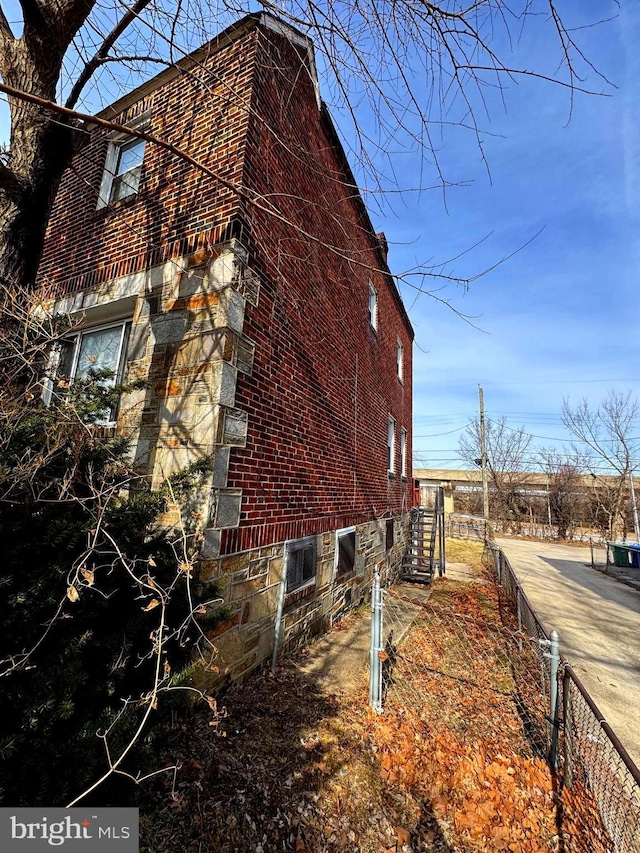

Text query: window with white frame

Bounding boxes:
[285,536,317,593]
[98,123,147,208]
[397,338,404,381]
[368,280,378,331]
[335,527,356,577]
[401,427,407,477]
[387,416,395,474]
[52,321,131,423]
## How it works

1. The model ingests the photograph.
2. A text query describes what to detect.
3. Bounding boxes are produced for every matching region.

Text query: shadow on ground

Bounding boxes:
[138,658,455,852]
[139,666,339,852]
[137,561,485,852]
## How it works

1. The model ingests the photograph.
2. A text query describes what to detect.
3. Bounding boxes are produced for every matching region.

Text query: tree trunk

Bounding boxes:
[0,9,93,290]
[0,119,78,289]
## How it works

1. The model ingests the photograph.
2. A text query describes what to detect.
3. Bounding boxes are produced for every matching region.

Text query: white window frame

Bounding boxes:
[42,343,63,407]
[401,427,408,478]
[334,526,357,578]
[387,416,396,475]
[368,280,378,331]
[45,320,131,425]
[397,338,404,382]
[97,115,149,209]
[285,535,318,594]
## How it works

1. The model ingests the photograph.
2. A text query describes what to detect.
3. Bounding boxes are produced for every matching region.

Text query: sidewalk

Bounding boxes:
[293,559,480,697]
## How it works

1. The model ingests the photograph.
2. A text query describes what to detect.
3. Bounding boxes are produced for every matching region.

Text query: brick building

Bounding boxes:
[38,13,413,685]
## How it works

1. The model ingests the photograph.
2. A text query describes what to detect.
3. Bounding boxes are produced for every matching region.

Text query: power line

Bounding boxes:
[413,421,474,437]
[481,378,640,385]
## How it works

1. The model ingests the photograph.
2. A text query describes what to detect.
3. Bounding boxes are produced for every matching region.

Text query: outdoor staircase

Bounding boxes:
[400,489,446,584]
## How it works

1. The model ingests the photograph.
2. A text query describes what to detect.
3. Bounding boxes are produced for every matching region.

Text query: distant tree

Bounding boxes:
[562,391,640,540]
[539,449,586,540]
[458,416,532,526]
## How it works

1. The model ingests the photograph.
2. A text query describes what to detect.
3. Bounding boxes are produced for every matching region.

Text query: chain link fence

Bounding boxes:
[368,544,640,852]
[382,585,551,754]
[368,572,562,850]
[486,542,640,853]
[561,663,640,853]
[445,514,487,540]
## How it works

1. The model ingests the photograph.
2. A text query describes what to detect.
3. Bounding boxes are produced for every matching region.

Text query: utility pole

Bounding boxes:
[479,385,489,523]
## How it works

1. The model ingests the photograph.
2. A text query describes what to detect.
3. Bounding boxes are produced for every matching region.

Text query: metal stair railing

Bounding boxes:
[401,488,446,584]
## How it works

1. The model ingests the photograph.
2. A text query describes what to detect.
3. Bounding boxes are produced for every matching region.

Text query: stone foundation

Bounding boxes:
[196,512,410,690]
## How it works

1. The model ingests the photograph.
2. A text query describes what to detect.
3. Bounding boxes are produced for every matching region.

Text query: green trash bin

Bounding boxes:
[612,544,631,567]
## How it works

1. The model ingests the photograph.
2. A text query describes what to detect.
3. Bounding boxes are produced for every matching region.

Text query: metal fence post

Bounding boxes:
[369,577,376,709]
[562,666,573,788]
[493,548,501,583]
[516,587,523,651]
[549,629,560,769]
[271,570,287,673]
[369,571,383,713]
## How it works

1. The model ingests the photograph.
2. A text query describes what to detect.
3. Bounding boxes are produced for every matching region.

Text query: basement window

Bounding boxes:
[335,527,356,577]
[386,519,395,551]
[285,536,317,593]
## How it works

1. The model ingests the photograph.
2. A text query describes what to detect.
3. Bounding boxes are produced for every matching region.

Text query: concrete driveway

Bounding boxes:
[496,538,640,769]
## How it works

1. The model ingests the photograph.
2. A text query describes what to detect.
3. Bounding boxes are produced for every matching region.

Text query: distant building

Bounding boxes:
[38,13,413,685]
[413,467,625,516]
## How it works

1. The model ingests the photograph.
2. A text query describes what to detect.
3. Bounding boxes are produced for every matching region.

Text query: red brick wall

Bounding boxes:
[38,32,257,297]
[36,16,413,554]
[221,25,413,552]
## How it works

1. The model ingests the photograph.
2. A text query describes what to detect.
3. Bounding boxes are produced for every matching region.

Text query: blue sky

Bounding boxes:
[369,2,640,471]
[1,1,637,472]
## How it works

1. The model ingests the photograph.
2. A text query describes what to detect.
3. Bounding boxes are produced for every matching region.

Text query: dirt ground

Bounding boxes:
[137,540,600,853]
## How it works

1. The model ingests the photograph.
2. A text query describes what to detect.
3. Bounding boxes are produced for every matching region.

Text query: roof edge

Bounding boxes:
[319,103,414,340]
[96,12,317,120]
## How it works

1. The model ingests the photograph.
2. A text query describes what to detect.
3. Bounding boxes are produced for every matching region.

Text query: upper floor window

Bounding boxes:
[397,338,404,381]
[401,428,408,478]
[387,416,395,474]
[98,120,148,208]
[368,280,378,331]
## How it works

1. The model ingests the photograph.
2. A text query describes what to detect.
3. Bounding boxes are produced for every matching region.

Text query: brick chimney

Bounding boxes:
[376,232,388,264]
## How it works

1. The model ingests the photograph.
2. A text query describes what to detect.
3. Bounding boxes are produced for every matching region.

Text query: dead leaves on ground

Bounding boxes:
[139,579,610,853]
[370,712,556,852]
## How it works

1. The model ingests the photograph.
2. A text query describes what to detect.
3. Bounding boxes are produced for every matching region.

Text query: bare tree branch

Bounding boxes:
[65,0,154,109]
[0,6,15,43]
[1,80,495,306]
[459,415,533,526]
